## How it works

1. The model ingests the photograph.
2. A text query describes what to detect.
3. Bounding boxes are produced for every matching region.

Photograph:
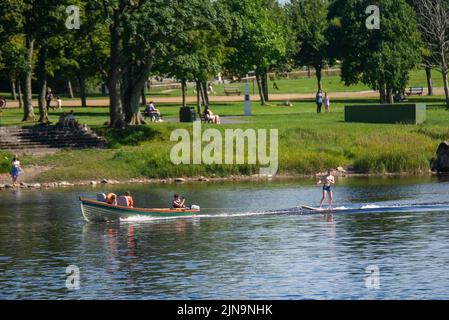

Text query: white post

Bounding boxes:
[244,83,252,116]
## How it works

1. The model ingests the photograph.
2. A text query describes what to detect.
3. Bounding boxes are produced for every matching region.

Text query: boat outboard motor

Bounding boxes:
[191,205,200,211]
[97,193,107,202]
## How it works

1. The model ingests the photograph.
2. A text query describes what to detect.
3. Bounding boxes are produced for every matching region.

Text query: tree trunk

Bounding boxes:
[315,65,322,92]
[262,72,269,102]
[181,79,187,107]
[37,47,49,123]
[386,85,394,104]
[67,80,75,99]
[256,73,266,105]
[199,80,207,109]
[78,76,87,108]
[425,65,433,96]
[108,76,125,128]
[17,79,23,109]
[196,80,202,115]
[442,70,449,109]
[379,79,386,104]
[106,13,127,128]
[22,36,35,121]
[11,78,17,100]
[141,85,147,106]
[202,81,210,106]
[123,62,153,125]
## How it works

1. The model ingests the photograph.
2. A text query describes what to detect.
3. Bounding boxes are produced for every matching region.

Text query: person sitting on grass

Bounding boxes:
[58,112,68,127]
[66,110,78,129]
[204,105,220,124]
[173,193,186,209]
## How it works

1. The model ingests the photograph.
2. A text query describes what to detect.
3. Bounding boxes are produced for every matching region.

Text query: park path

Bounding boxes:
[4,88,442,108]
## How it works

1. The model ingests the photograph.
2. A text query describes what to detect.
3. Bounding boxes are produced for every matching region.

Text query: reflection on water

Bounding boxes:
[1,176,449,299]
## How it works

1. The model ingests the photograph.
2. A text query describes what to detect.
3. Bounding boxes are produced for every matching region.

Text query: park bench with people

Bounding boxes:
[224,86,242,96]
[144,109,162,122]
[200,112,213,124]
[405,87,424,96]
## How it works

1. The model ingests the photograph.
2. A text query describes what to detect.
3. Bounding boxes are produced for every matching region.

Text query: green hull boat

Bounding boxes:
[80,197,200,222]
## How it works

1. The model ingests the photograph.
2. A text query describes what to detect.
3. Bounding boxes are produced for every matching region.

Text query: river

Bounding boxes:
[1,175,449,299]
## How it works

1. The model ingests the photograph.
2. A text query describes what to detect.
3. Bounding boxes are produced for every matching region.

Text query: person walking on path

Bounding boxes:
[316,90,323,113]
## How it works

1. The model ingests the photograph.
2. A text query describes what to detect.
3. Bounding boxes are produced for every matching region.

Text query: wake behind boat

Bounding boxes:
[300,204,449,215]
[80,197,201,222]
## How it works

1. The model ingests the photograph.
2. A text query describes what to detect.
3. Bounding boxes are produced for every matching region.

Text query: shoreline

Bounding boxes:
[0,168,441,191]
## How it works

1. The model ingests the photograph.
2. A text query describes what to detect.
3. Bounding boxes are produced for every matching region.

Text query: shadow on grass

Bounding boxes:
[49,112,110,117]
[94,125,163,148]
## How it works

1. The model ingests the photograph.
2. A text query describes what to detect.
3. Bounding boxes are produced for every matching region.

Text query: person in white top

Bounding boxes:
[10,155,22,186]
[324,93,330,113]
[56,96,62,109]
[317,169,335,210]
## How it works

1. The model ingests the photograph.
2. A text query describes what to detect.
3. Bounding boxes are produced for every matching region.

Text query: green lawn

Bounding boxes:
[2,94,449,182]
[0,68,443,101]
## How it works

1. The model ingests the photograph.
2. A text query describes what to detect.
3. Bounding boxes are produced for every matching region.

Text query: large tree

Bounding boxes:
[0,0,35,121]
[223,0,287,105]
[415,0,449,108]
[158,2,230,113]
[336,0,422,104]
[85,0,217,127]
[288,0,331,92]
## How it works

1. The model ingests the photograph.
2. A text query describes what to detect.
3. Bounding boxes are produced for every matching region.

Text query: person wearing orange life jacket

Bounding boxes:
[106,193,117,205]
[124,191,134,208]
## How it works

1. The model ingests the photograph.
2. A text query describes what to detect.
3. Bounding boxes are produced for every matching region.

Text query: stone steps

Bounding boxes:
[0,125,106,153]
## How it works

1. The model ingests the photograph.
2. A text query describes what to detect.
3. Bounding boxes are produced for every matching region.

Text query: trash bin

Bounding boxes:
[179,106,196,122]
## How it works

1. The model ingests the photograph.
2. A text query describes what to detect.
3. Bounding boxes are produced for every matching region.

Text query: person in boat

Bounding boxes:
[106,193,118,206]
[173,193,186,209]
[318,169,335,210]
[10,155,22,187]
[124,191,134,208]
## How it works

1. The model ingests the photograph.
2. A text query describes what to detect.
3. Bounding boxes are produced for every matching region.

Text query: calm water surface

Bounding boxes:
[1,175,449,299]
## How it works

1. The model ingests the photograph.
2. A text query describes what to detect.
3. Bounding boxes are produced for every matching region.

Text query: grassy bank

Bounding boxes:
[1,94,448,183]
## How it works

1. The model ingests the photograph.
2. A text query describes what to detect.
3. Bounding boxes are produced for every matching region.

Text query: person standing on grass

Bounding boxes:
[324,93,330,113]
[316,90,323,113]
[318,169,335,210]
[10,155,22,187]
[45,88,54,110]
[56,96,62,109]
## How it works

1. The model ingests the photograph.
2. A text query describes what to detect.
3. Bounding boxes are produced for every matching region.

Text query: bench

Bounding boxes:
[224,86,242,96]
[406,87,424,96]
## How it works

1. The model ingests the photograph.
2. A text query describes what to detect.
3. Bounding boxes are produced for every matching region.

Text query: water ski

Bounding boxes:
[301,205,326,212]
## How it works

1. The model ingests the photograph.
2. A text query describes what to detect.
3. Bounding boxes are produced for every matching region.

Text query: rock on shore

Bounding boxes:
[434,141,449,172]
